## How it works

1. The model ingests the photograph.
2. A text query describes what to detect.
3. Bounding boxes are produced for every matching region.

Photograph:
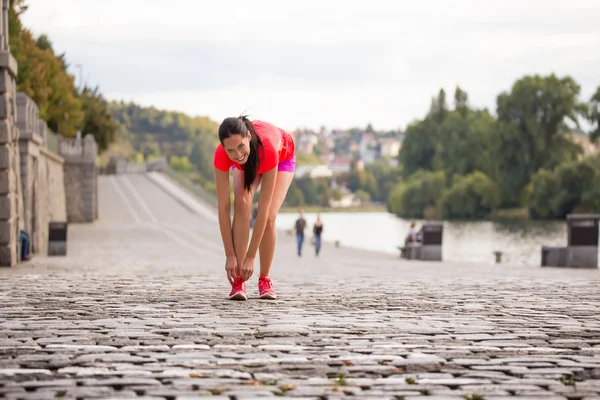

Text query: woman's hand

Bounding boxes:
[240,256,255,282]
[225,256,238,284]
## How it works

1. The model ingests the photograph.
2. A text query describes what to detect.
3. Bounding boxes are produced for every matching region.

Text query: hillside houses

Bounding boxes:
[293,126,404,176]
[290,126,403,208]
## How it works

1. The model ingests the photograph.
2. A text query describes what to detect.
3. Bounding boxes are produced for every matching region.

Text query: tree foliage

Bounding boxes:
[80,86,118,151]
[387,170,445,219]
[493,74,586,206]
[109,102,220,190]
[528,156,600,219]
[440,171,501,220]
[392,74,599,220]
[589,86,600,143]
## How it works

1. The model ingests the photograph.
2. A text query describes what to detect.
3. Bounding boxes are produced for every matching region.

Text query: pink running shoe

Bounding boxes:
[228,276,247,301]
[258,274,277,300]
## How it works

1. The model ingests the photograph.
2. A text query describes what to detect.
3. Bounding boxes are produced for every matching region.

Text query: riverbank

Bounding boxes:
[280,204,387,213]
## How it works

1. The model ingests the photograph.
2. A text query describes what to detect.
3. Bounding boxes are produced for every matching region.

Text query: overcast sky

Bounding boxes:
[21,0,600,132]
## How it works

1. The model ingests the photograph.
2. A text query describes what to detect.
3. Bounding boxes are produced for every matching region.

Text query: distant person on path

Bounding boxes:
[250,204,258,228]
[213,115,296,301]
[404,221,422,246]
[313,214,323,256]
[295,209,307,256]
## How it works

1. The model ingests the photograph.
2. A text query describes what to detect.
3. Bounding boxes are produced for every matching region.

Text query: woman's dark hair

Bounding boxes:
[218,115,263,192]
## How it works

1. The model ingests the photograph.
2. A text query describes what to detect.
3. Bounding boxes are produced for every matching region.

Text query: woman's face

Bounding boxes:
[222,132,251,164]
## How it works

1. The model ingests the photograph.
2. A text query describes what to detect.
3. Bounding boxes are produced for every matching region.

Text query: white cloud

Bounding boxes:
[20,0,600,131]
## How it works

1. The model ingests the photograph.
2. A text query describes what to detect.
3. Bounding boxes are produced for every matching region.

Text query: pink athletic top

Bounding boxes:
[213,120,295,174]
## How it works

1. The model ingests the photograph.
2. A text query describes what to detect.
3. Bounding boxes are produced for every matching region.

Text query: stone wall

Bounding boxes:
[60,134,98,223]
[0,1,98,266]
[16,93,67,255]
[0,14,24,266]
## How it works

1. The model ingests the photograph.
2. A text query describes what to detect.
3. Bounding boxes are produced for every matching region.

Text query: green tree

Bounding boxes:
[528,157,598,218]
[388,170,445,219]
[347,168,366,192]
[493,74,586,207]
[433,110,495,182]
[354,189,370,203]
[579,175,600,213]
[428,88,448,124]
[454,86,469,118]
[189,138,215,181]
[364,160,401,203]
[79,86,118,151]
[169,155,192,174]
[589,86,600,142]
[110,101,219,184]
[315,178,332,206]
[331,188,343,201]
[527,169,560,219]
[397,118,438,177]
[35,34,68,71]
[296,177,318,204]
[440,171,501,219]
[285,180,304,206]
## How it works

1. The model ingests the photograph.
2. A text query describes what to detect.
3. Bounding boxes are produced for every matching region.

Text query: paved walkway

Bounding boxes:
[1,173,599,399]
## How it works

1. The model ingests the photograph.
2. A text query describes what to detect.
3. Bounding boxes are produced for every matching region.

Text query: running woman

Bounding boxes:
[213,115,296,300]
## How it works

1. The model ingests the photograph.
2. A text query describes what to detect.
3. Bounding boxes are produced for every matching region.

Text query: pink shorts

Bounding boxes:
[232,155,296,174]
[277,155,296,173]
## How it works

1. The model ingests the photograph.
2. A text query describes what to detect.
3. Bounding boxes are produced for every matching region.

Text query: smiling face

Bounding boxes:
[221,132,252,165]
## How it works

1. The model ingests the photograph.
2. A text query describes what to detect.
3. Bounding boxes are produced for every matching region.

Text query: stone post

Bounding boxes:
[0,0,24,266]
[566,214,599,268]
[59,134,98,223]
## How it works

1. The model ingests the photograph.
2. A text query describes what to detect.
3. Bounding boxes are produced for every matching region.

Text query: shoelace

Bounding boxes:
[259,277,272,289]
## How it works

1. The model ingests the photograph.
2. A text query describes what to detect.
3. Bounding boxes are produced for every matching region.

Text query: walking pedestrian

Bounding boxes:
[295,209,306,256]
[313,214,323,256]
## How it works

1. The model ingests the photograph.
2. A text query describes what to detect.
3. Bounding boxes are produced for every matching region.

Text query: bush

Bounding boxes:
[387,170,445,218]
[439,171,501,219]
[528,157,599,219]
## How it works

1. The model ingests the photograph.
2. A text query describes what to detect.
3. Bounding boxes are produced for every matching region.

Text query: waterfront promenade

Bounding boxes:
[0,173,599,399]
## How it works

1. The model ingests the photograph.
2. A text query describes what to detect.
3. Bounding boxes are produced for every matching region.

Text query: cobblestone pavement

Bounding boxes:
[1,174,599,399]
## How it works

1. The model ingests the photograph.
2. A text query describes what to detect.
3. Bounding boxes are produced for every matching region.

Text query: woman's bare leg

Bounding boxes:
[259,171,294,277]
[232,168,260,276]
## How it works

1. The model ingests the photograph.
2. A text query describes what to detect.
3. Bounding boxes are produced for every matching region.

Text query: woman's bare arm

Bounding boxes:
[214,168,235,258]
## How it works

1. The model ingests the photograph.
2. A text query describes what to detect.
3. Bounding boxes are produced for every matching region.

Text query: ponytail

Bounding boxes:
[240,115,263,192]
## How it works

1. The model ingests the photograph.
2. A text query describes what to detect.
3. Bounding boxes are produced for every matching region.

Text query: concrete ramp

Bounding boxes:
[146,172,218,223]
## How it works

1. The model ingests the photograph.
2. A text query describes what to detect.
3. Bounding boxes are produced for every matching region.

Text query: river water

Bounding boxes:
[275,211,591,266]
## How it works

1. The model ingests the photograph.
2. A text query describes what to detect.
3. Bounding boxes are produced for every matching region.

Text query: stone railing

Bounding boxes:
[16,92,67,257]
[0,87,99,265]
[59,133,98,162]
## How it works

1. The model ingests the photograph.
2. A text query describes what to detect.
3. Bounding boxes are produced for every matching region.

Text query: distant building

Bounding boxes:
[359,132,378,164]
[329,187,363,208]
[296,131,319,154]
[380,138,401,158]
[568,130,598,158]
[327,157,363,175]
[295,165,333,179]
